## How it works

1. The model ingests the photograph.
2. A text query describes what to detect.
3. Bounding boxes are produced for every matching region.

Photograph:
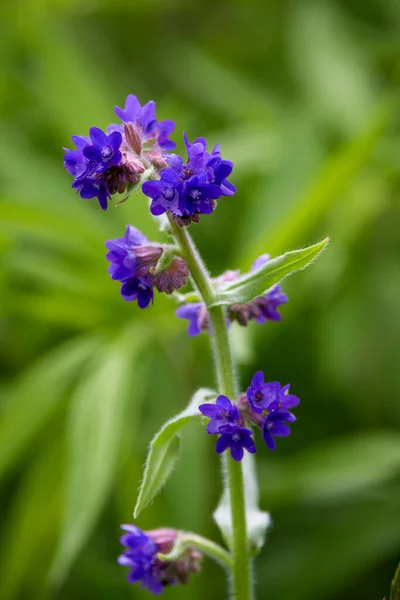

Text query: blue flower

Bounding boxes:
[64,94,176,210]
[262,410,296,451]
[199,395,240,434]
[175,303,208,336]
[247,371,299,413]
[253,285,288,323]
[113,94,176,151]
[118,525,163,594]
[106,225,188,307]
[72,174,111,211]
[215,427,256,462]
[142,168,184,217]
[82,127,122,172]
[118,525,202,593]
[142,133,235,224]
[63,135,90,178]
[105,225,156,308]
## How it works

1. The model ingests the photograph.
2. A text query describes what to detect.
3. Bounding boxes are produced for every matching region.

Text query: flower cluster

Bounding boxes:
[63,95,176,210]
[106,225,189,307]
[119,525,202,594]
[199,372,300,459]
[176,254,288,335]
[142,133,236,225]
[199,396,256,462]
[245,371,299,450]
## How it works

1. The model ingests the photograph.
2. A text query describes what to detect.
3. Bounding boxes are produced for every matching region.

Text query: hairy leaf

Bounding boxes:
[134,388,217,518]
[210,239,329,306]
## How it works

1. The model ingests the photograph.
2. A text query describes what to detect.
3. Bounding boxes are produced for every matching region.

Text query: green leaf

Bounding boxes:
[0,335,98,483]
[214,454,270,553]
[50,327,142,585]
[210,238,329,306]
[134,388,217,518]
[0,441,63,600]
[391,563,400,600]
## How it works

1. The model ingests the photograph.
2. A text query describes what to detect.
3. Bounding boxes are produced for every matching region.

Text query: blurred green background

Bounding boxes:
[1,0,400,598]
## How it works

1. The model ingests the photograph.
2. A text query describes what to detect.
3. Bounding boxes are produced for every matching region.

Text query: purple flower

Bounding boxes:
[105,225,156,308]
[247,371,300,414]
[199,395,240,434]
[82,127,122,172]
[63,135,90,177]
[142,169,184,217]
[121,277,154,308]
[262,410,296,451]
[118,525,162,594]
[72,175,111,210]
[207,144,236,196]
[142,133,235,225]
[105,225,150,282]
[215,427,256,462]
[113,94,176,151]
[246,371,281,414]
[175,303,209,336]
[119,525,202,593]
[64,94,175,210]
[106,225,188,307]
[254,285,288,323]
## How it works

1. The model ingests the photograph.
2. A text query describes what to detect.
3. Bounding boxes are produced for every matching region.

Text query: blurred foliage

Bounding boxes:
[0,0,400,599]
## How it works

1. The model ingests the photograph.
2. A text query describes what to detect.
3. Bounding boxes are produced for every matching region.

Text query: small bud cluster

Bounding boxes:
[63,95,176,210]
[119,525,202,594]
[199,371,300,460]
[176,254,288,335]
[106,225,188,308]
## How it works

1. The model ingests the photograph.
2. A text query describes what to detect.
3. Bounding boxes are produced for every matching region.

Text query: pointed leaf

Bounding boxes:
[50,327,142,585]
[0,336,98,482]
[134,388,217,518]
[213,454,271,553]
[210,239,329,306]
[391,563,400,600]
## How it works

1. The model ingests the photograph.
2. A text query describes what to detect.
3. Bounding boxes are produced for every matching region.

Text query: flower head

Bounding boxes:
[119,525,201,594]
[215,427,256,462]
[142,133,235,225]
[199,395,240,434]
[106,225,188,307]
[64,94,175,210]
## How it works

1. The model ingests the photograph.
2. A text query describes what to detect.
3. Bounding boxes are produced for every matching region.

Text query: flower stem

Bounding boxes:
[168,217,253,600]
[158,532,233,572]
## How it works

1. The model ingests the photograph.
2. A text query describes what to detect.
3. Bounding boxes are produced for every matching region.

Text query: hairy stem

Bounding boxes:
[169,217,253,600]
[158,532,233,571]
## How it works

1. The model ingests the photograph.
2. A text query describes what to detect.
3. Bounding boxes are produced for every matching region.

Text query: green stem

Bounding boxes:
[158,532,233,572]
[169,217,253,600]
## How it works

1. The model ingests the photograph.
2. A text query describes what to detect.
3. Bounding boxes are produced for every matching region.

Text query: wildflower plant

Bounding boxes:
[63,94,329,598]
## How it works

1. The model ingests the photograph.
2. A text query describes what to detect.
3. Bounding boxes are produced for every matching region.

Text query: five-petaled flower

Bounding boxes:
[246,371,300,414]
[216,427,256,462]
[199,395,240,434]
